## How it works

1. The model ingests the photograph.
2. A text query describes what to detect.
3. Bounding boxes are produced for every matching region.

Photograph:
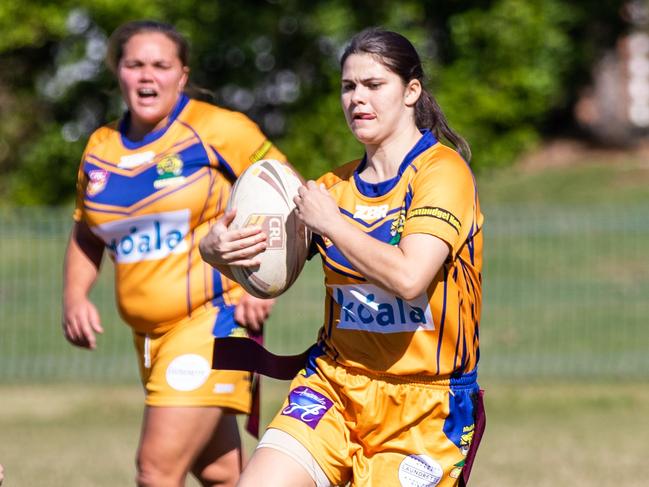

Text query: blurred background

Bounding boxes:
[1,1,648,486]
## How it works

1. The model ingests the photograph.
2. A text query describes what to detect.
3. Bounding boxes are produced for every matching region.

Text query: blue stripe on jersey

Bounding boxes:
[405,185,414,212]
[209,146,237,183]
[212,304,238,338]
[324,220,393,276]
[211,267,225,308]
[436,267,449,375]
[85,142,209,208]
[353,130,437,197]
[119,94,190,149]
[326,293,335,337]
[322,258,366,280]
[338,206,401,229]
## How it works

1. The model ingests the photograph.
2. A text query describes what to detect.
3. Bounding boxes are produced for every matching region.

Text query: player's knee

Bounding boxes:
[136,451,185,487]
[191,448,240,487]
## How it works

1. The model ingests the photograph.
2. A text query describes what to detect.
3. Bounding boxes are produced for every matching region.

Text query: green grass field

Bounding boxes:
[1,381,648,486]
[1,152,649,485]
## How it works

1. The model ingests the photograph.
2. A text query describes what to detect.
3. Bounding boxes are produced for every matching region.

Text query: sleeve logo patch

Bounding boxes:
[407,206,460,234]
[249,140,273,163]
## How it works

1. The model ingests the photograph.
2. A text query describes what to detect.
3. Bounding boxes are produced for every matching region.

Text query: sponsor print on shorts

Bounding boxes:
[281,386,333,429]
[398,454,443,487]
[330,283,434,333]
[92,209,190,263]
[165,354,211,391]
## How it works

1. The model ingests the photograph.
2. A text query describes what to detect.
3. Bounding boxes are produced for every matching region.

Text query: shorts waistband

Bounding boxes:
[322,356,478,388]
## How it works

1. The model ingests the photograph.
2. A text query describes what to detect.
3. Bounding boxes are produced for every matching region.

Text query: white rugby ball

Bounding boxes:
[227,159,310,298]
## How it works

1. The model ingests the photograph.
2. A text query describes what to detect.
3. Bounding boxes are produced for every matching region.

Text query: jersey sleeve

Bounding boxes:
[205,110,286,179]
[401,149,477,258]
[72,127,112,222]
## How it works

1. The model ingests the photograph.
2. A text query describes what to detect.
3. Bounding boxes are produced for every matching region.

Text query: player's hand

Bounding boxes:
[294,180,342,237]
[234,293,275,333]
[62,296,103,350]
[199,208,268,268]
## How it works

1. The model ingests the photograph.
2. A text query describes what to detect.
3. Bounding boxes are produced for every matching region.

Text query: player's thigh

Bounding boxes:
[138,405,234,472]
[238,447,316,487]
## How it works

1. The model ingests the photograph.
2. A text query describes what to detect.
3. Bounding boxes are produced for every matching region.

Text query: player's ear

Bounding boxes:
[404,79,422,107]
[178,66,189,92]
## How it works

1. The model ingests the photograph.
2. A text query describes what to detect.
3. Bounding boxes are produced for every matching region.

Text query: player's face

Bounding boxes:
[117,32,188,136]
[341,53,419,147]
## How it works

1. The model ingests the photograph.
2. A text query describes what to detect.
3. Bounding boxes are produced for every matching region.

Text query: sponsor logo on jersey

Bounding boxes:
[398,454,443,487]
[244,214,285,249]
[407,206,461,234]
[353,204,389,221]
[330,284,434,333]
[249,140,273,162]
[281,386,333,429]
[118,150,155,169]
[389,207,406,245]
[165,354,210,391]
[93,209,190,263]
[154,153,186,188]
[86,169,109,196]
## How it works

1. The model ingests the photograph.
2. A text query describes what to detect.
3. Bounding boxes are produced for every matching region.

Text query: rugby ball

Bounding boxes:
[227,159,310,298]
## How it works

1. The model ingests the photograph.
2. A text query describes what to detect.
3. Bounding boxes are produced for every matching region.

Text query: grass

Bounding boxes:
[1,381,648,486]
[1,151,649,485]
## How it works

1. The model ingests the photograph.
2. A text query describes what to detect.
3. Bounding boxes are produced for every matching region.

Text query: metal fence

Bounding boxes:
[1,204,647,383]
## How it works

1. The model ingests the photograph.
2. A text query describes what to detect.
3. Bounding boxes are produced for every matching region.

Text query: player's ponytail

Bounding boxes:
[341,28,471,162]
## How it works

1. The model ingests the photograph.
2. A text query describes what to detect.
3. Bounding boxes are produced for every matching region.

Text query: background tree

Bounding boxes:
[0,0,628,204]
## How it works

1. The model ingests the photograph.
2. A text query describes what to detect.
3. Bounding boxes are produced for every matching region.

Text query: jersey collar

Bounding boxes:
[119,93,190,150]
[353,130,438,197]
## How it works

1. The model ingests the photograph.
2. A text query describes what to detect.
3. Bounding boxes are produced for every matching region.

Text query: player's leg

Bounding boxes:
[238,432,324,487]
[132,309,253,487]
[191,412,243,485]
[136,405,241,487]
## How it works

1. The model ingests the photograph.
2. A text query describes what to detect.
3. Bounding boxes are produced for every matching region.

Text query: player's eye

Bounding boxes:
[341,82,355,92]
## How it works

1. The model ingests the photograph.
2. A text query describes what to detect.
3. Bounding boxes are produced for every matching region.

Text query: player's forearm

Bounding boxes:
[327,221,430,300]
[63,223,104,301]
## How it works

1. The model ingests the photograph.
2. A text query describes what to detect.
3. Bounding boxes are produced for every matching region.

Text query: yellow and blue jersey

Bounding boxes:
[313,130,483,377]
[74,94,285,334]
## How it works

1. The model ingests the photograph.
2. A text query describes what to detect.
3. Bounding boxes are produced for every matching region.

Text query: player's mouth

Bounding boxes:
[137,87,158,99]
[352,112,375,121]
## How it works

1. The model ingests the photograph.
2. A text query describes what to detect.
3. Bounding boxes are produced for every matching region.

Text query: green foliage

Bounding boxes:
[436,0,579,168]
[0,0,627,203]
[8,126,86,205]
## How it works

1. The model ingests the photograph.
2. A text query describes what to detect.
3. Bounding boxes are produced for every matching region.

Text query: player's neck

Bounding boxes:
[362,126,422,182]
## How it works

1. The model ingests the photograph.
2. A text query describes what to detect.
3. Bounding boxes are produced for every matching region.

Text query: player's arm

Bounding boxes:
[295,181,449,300]
[199,208,273,333]
[62,221,105,349]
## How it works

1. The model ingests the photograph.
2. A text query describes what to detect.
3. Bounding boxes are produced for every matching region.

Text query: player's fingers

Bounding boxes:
[234,302,246,326]
[224,230,266,250]
[65,317,90,348]
[222,240,267,261]
[88,307,104,334]
[218,208,237,227]
[229,257,263,267]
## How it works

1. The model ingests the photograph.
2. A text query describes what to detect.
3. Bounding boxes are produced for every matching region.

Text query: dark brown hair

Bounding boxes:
[341,28,471,161]
[106,20,190,73]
